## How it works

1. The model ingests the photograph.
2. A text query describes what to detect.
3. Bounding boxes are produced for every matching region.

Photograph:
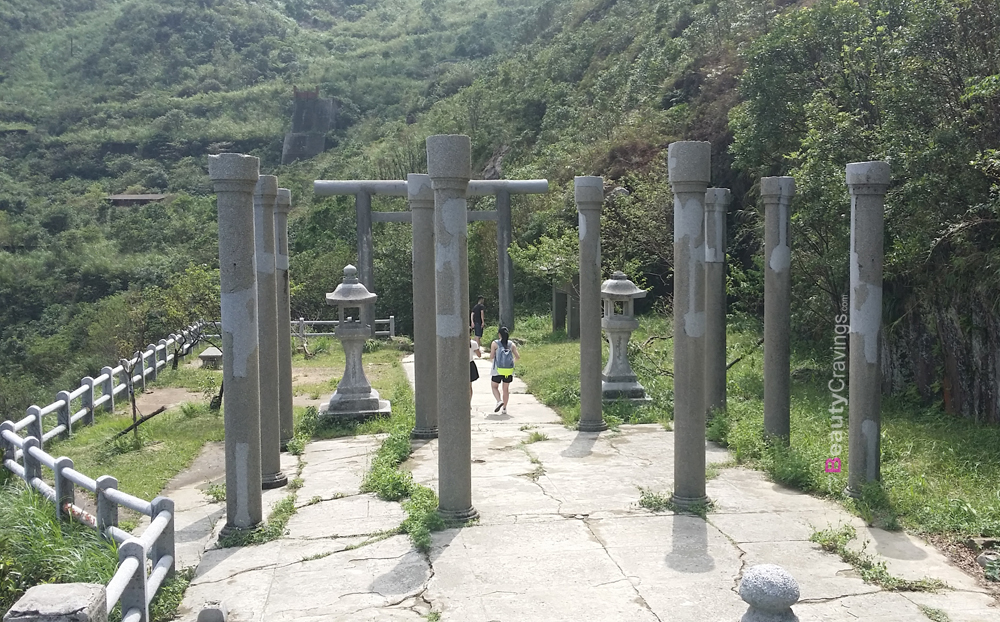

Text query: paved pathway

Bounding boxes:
[170,354,1000,621]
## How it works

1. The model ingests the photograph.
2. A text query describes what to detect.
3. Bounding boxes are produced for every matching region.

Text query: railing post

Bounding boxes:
[26,405,42,449]
[100,367,116,413]
[146,344,157,382]
[149,496,176,580]
[96,475,119,533]
[118,539,149,622]
[56,390,72,440]
[298,317,305,344]
[82,377,96,425]
[53,456,75,520]
[158,339,168,372]
[0,420,14,464]
[389,315,395,337]
[22,437,41,485]
[118,366,129,397]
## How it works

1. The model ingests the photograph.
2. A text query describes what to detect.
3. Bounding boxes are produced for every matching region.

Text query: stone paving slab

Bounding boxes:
[168,353,1000,621]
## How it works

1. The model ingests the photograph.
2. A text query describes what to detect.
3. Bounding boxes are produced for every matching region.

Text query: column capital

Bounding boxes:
[407,173,434,209]
[209,153,259,190]
[275,188,292,214]
[426,135,471,181]
[704,187,731,212]
[846,161,890,194]
[668,141,711,184]
[760,176,795,200]
[574,176,604,208]
[255,175,278,207]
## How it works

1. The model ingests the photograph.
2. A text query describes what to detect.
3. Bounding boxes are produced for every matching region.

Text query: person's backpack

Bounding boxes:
[495,341,514,377]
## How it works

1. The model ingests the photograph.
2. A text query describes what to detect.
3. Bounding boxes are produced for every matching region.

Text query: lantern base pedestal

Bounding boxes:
[601,376,651,403]
[319,390,391,421]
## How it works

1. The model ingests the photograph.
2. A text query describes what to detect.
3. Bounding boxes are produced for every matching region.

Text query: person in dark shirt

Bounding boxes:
[471,295,486,348]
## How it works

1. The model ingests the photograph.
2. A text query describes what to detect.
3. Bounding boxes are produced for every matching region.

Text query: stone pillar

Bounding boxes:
[408,174,439,439]
[427,134,477,521]
[356,190,376,338]
[575,176,606,432]
[704,188,730,415]
[209,153,263,533]
[274,188,295,450]
[846,161,889,497]
[253,175,286,489]
[668,141,711,509]
[762,177,795,443]
[552,288,567,332]
[496,188,514,332]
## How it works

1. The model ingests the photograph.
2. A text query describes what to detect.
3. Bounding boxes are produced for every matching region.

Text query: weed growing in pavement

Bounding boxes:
[524,431,549,444]
[810,525,945,591]
[917,605,950,622]
[637,487,672,512]
[204,483,225,503]
[218,494,298,548]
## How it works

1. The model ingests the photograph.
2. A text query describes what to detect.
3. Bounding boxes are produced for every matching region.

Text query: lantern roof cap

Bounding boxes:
[326,265,377,306]
[601,271,646,299]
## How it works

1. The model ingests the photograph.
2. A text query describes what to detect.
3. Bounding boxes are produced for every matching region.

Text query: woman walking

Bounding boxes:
[489,326,520,415]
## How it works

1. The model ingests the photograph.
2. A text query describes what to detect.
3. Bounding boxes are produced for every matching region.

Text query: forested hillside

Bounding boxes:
[1,0,998,423]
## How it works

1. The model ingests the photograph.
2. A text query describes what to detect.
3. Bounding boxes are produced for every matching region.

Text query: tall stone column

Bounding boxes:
[704,187,730,416]
[576,176,606,432]
[254,176,287,489]
[408,173,438,439]
[762,177,795,443]
[427,135,477,521]
[496,188,514,332]
[668,141,711,509]
[356,190,376,338]
[846,161,889,497]
[209,153,263,533]
[275,188,295,450]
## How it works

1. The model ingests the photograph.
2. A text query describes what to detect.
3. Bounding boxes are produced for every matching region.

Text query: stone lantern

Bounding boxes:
[319,265,391,420]
[601,271,650,402]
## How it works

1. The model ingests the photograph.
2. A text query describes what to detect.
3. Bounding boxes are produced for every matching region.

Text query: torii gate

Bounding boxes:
[313,178,548,336]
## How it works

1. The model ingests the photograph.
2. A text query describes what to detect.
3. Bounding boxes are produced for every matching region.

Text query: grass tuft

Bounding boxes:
[203,483,225,503]
[524,431,549,444]
[810,525,945,591]
[218,494,298,548]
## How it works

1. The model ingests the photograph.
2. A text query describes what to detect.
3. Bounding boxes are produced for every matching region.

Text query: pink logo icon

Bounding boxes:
[824,458,841,473]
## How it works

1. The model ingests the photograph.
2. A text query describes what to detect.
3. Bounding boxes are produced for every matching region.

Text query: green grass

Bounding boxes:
[511,315,673,429]
[918,605,951,622]
[708,319,1000,538]
[524,431,549,444]
[217,494,298,548]
[810,525,945,591]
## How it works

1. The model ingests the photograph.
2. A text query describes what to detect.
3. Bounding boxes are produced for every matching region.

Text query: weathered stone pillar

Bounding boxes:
[552,287,567,332]
[576,176,606,432]
[704,187,730,415]
[762,177,795,443]
[408,174,439,439]
[668,141,711,509]
[274,188,295,450]
[428,134,477,521]
[209,153,263,533]
[496,188,514,332]
[356,190,376,338]
[254,176,287,489]
[846,161,889,497]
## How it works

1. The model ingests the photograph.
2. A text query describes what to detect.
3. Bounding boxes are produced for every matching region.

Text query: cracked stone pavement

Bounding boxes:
[171,354,1000,621]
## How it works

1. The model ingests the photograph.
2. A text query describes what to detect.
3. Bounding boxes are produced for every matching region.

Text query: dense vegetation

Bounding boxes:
[1,0,998,424]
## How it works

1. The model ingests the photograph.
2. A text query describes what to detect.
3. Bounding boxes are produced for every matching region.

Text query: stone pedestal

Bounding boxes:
[253,175,286,489]
[209,152,263,534]
[668,141,711,509]
[428,134,477,522]
[320,266,391,421]
[4,583,107,622]
[601,271,649,402]
[846,161,890,497]
[576,176,607,432]
[762,177,795,443]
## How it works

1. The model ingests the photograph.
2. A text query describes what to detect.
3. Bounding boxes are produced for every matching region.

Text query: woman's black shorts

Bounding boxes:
[491,374,512,384]
[470,360,480,382]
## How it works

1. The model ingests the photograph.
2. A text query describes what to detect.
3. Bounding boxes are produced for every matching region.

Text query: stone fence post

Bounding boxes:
[275,188,295,450]
[575,176,606,432]
[408,173,438,439]
[762,176,795,443]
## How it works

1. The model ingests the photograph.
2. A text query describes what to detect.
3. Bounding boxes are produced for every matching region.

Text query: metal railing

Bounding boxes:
[1,322,202,622]
[200,317,396,341]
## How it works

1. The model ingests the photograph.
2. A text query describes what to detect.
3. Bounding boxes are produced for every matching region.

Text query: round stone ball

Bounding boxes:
[739,564,800,612]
